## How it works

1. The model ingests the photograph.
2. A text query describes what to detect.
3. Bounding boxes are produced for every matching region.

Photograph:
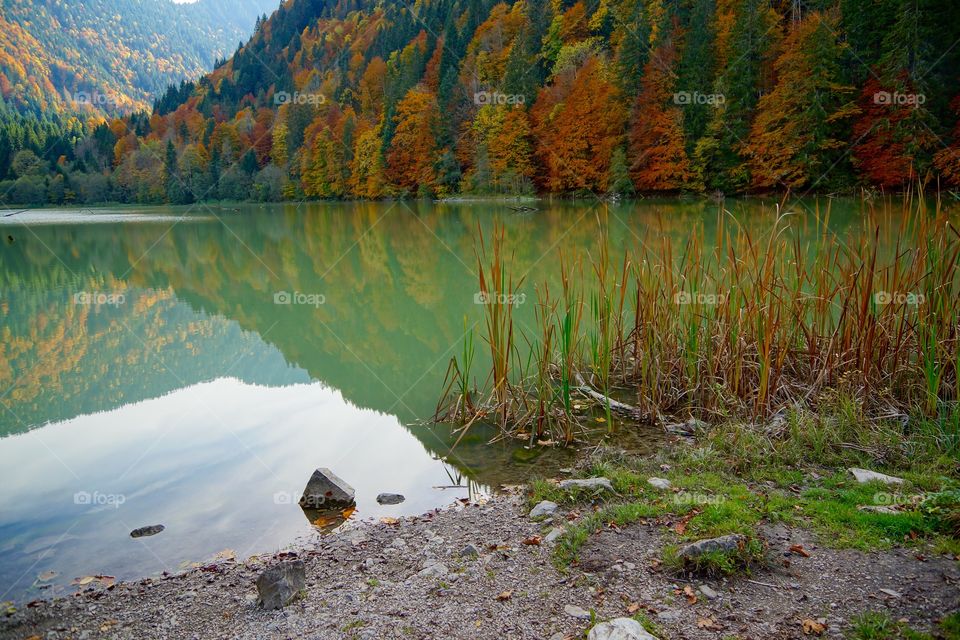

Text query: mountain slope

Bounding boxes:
[0,0,277,116]
[4,0,960,202]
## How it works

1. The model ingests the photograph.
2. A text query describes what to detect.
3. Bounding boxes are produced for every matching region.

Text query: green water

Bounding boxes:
[0,197,928,602]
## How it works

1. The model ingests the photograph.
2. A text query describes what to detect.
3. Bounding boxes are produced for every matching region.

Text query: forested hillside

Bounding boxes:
[4,0,960,204]
[0,0,275,186]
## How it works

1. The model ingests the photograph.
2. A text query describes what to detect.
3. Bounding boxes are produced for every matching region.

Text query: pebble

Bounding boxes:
[529,500,559,519]
[564,604,591,620]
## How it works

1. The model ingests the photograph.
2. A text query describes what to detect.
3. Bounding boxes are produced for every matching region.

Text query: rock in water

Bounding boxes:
[376,493,405,505]
[677,534,747,559]
[557,477,614,492]
[299,468,355,509]
[588,618,659,640]
[129,525,164,538]
[256,560,306,610]
[529,500,559,519]
[849,468,904,485]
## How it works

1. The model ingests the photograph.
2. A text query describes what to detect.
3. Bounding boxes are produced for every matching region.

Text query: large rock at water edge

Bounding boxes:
[256,560,306,610]
[558,477,614,492]
[299,467,355,509]
[849,468,904,486]
[588,617,659,640]
[677,534,746,559]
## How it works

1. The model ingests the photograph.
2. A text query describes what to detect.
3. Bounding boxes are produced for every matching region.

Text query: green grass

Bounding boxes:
[538,403,960,572]
[846,610,960,640]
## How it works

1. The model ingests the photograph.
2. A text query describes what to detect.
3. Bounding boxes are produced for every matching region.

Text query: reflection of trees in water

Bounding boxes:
[0,200,884,462]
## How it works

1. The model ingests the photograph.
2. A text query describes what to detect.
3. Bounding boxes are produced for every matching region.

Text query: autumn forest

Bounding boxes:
[3,0,960,205]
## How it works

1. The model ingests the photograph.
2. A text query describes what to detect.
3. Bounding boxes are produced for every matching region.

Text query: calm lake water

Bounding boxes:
[0,197,934,603]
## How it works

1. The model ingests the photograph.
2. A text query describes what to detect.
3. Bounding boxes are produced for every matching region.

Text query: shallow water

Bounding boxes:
[0,197,925,602]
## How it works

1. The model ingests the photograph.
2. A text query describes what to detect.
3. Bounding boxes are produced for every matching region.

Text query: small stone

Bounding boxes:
[858,505,899,514]
[544,527,564,544]
[458,544,480,558]
[129,524,164,538]
[256,560,306,610]
[564,604,591,620]
[529,500,559,519]
[656,610,681,623]
[589,617,659,639]
[677,534,747,559]
[415,562,448,579]
[647,477,671,490]
[848,468,904,485]
[699,584,720,600]
[376,493,405,505]
[557,477,614,492]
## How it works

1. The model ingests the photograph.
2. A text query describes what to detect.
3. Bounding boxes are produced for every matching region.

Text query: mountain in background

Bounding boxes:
[0,0,278,116]
[3,0,960,204]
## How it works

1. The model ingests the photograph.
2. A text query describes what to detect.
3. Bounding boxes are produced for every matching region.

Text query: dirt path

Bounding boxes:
[2,493,957,640]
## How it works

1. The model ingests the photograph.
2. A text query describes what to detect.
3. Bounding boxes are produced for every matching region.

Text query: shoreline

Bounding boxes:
[3,485,957,640]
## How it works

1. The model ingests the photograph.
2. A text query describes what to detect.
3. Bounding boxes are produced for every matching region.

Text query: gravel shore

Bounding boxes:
[3,491,958,640]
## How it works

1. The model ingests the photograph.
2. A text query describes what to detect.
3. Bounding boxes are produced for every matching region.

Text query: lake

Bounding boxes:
[0,197,929,603]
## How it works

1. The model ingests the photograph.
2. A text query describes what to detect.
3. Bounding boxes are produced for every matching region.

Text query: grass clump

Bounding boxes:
[662,537,767,576]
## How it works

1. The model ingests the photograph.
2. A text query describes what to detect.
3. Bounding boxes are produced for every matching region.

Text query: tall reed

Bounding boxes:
[437,198,960,445]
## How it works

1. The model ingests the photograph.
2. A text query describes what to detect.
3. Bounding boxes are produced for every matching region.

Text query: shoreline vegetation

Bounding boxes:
[436,194,960,450]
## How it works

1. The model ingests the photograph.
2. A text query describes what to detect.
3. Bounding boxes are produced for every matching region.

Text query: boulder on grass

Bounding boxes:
[299,468,355,509]
[256,560,306,610]
[677,534,746,559]
[849,468,904,486]
[558,477,614,492]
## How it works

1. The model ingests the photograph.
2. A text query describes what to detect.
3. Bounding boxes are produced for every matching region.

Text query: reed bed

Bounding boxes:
[437,196,960,446]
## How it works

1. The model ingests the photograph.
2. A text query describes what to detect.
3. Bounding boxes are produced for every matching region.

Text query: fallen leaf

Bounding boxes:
[213,549,236,562]
[789,544,811,558]
[522,536,542,546]
[696,617,717,628]
[802,619,826,635]
[341,506,357,520]
[73,576,96,586]
[379,517,399,525]
[496,590,513,601]
[596,417,606,423]
[36,571,57,582]
[683,585,698,604]
[627,603,640,614]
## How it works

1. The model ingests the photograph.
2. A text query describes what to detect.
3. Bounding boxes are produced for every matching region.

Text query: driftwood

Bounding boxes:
[573,373,644,419]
